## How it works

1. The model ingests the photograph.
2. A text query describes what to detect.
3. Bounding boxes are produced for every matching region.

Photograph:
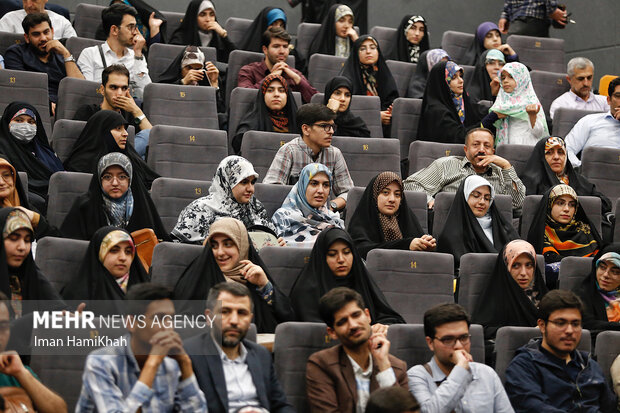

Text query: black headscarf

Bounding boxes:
[472,240,548,340]
[232,74,298,154]
[63,110,159,189]
[0,103,64,199]
[347,172,425,259]
[436,178,518,270]
[393,15,430,63]
[417,60,482,143]
[322,76,370,137]
[168,0,235,63]
[308,4,355,57]
[340,35,399,111]
[96,0,168,42]
[156,46,213,85]
[297,0,367,35]
[467,49,499,104]
[521,137,612,216]
[61,226,149,315]
[237,7,286,52]
[290,227,405,324]
[461,21,500,66]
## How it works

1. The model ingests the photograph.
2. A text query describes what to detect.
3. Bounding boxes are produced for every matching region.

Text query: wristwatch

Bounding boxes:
[63,55,75,63]
[134,114,146,125]
[329,201,339,211]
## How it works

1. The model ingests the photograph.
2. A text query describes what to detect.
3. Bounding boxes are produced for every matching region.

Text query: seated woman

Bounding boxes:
[490,62,549,145]
[172,156,277,244]
[0,103,64,209]
[238,7,288,52]
[168,0,236,63]
[437,175,518,270]
[232,74,298,154]
[417,61,483,143]
[527,184,601,289]
[472,239,548,344]
[173,217,294,333]
[290,227,405,324]
[467,49,505,104]
[347,171,434,259]
[308,4,358,58]
[340,35,399,126]
[272,163,344,247]
[391,14,429,63]
[63,110,159,189]
[323,76,370,137]
[61,152,168,241]
[406,48,450,99]
[61,227,149,315]
[575,244,620,334]
[462,21,518,66]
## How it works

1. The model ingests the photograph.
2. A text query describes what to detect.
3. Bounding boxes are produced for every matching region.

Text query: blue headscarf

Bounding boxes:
[266,8,286,27]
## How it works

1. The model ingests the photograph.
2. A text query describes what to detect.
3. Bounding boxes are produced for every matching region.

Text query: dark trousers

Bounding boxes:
[508,17,551,37]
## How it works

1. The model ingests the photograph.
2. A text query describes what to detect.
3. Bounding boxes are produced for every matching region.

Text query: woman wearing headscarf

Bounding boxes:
[347,171,432,259]
[392,15,429,63]
[308,4,357,58]
[340,35,400,126]
[0,103,64,205]
[290,227,405,324]
[489,62,548,146]
[63,110,159,190]
[574,244,620,334]
[173,217,294,333]
[272,163,344,247]
[238,7,288,52]
[61,226,149,315]
[406,48,450,99]
[323,76,370,137]
[437,175,518,270]
[232,74,298,154]
[462,21,518,66]
[172,156,276,244]
[527,184,601,289]
[467,49,505,104]
[168,0,236,63]
[61,152,168,241]
[417,60,483,143]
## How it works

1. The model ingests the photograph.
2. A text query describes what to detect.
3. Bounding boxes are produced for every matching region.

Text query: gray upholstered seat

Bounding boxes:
[530,70,570,118]
[307,54,347,95]
[391,98,423,167]
[240,131,298,180]
[150,242,203,288]
[150,177,211,233]
[407,141,465,174]
[253,183,293,219]
[558,256,593,292]
[370,26,398,58]
[332,136,400,187]
[441,30,474,64]
[223,17,253,46]
[34,236,89,293]
[0,30,24,55]
[160,10,185,38]
[142,83,219,129]
[552,108,604,137]
[259,246,311,296]
[0,69,51,136]
[581,147,620,202]
[506,35,565,73]
[73,3,105,39]
[295,23,321,63]
[495,144,535,177]
[46,171,93,228]
[386,60,416,97]
[55,78,103,121]
[594,331,620,384]
[310,93,383,138]
[65,36,103,60]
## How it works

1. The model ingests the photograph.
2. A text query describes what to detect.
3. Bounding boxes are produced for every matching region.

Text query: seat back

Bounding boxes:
[253,183,293,219]
[148,43,217,82]
[73,3,105,39]
[386,60,416,97]
[552,108,604,137]
[558,257,593,292]
[506,35,565,73]
[530,70,569,118]
[408,141,465,174]
[441,31,474,64]
[0,69,51,136]
[295,22,321,63]
[0,31,24,55]
[147,125,227,180]
[344,186,428,233]
[366,249,454,323]
[150,242,203,288]
[51,119,135,161]
[310,93,383,138]
[259,246,311,296]
[17,172,27,194]
[65,36,103,61]
[224,17,253,46]
[150,177,211,233]
[461,64,475,86]
[160,11,185,39]
[307,54,347,94]
[391,98,423,165]
[594,331,620,384]
[46,171,93,228]
[615,198,620,242]
[370,26,398,58]
[581,146,620,201]
[34,236,89,293]
[332,136,400,187]
[495,144,535,176]
[55,77,103,121]
[240,131,298,180]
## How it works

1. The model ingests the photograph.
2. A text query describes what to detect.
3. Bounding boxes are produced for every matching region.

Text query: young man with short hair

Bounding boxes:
[506,289,617,412]
[408,303,513,412]
[264,103,353,210]
[0,0,76,39]
[306,287,408,413]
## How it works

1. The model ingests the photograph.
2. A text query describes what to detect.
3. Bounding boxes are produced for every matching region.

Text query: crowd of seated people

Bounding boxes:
[0,0,618,411]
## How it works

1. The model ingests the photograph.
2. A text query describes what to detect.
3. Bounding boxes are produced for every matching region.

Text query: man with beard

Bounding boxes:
[4,12,84,114]
[306,287,408,413]
[184,282,294,413]
[506,290,617,412]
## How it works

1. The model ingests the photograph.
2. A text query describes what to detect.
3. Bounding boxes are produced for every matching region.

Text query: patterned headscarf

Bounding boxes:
[98,152,134,229]
[404,16,426,62]
[485,49,505,63]
[503,239,538,294]
[372,171,403,241]
[547,184,578,220]
[2,209,32,239]
[335,4,353,21]
[334,5,353,57]
[261,74,290,132]
[358,37,380,96]
[445,61,465,124]
[595,252,620,321]
[426,48,450,69]
[10,108,36,122]
[98,230,135,263]
[544,136,568,182]
[205,217,250,283]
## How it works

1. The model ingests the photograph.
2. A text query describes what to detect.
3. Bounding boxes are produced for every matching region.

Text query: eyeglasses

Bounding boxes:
[101,174,130,183]
[359,45,378,52]
[120,24,138,32]
[547,319,582,330]
[0,171,13,183]
[434,333,471,347]
[313,123,336,132]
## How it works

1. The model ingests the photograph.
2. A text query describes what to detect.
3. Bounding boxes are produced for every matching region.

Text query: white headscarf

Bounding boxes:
[463,175,495,243]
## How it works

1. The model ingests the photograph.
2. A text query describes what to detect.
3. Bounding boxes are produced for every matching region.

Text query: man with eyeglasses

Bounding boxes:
[408,303,513,413]
[506,289,617,412]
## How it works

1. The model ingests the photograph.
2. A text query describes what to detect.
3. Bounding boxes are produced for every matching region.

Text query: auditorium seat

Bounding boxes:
[332,136,400,187]
[253,183,293,219]
[580,147,620,202]
[386,60,416,97]
[370,26,397,58]
[0,31,24,55]
[55,77,103,121]
[259,246,311,296]
[441,30,474,64]
[307,54,346,95]
[594,331,620,384]
[495,144,535,177]
[150,242,203,288]
[530,70,570,118]
[240,131,298,180]
[407,141,465,174]
[0,69,51,136]
[558,257,593,292]
[506,35,565,73]
[46,171,93,228]
[72,3,105,39]
[552,108,604,137]
[34,236,89,293]
[310,93,383,138]
[66,36,103,61]
[150,177,211,233]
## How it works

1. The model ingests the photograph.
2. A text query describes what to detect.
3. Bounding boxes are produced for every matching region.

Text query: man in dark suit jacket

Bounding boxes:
[184,282,295,413]
[306,287,409,413]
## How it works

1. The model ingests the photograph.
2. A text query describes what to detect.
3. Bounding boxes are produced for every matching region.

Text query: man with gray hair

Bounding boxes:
[549,57,609,119]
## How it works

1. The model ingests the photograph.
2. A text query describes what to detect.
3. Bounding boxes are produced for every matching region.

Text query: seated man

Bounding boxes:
[4,12,83,113]
[0,291,68,413]
[0,0,69,19]
[238,26,317,103]
[77,284,207,412]
[73,64,152,157]
[549,57,609,120]
[408,303,513,413]
[0,0,75,39]
[185,282,295,413]
[404,127,525,210]
[506,289,617,412]
[306,287,408,412]
[264,103,353,211]
[565,76,620,167]
[77,3,151,100]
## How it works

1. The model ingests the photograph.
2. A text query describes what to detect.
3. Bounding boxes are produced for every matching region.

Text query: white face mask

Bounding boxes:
[9,123,37,143]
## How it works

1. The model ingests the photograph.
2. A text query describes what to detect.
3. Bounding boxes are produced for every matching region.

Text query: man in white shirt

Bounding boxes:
[77,3,151,100]
[0,0,76,39]
[549,57,609,120]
